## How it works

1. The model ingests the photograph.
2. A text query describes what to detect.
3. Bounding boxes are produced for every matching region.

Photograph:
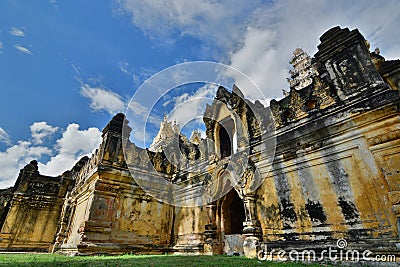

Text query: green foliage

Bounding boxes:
[0,254,328,267]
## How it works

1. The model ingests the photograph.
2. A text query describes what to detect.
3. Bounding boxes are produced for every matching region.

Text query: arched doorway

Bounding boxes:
[231,194,245,234]
[220,189,246,255]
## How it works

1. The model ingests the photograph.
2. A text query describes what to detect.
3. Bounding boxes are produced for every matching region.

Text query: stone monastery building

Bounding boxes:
[0,26,399,258]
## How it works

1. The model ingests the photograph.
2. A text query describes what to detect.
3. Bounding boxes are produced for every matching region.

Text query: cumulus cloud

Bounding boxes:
[14,44,32,55]
[30,122,59,144]
[38,123,102,176]
[0,127,11,145]
[9,27,25,37]
[80,84,125,114]
[0,141,52,188]
[228,27,280,102]
[56,124,101,155]
[0,123,102,188]
[117,0,400,101]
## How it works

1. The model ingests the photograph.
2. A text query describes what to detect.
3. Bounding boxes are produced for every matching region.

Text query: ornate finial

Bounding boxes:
[374,47,380,55]
[150,115,176,152]
[173,120,179,132]
[287,48,316,90]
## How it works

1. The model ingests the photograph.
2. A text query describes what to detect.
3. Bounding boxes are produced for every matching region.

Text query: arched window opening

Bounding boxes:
[219,125,231,158]
[218,118,235,159]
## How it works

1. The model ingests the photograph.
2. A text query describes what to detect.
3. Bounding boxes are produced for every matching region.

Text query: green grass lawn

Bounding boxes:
[0,254,329,267]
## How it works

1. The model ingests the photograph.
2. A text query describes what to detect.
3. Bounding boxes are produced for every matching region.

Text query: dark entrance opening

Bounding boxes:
[218,118,234,159]
[222,189,246,235]
[219,126,231,158]
[230,191,245,234]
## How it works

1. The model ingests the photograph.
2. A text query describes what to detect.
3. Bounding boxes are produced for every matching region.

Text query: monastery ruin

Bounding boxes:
[0,26,399,259]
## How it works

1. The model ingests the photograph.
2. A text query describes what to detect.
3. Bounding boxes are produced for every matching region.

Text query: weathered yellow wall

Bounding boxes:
[64,188,95,247]
[173,206,208,250]
[59,166,174,254]
[0,160,73,252]
[110,189,172,245]
[0,196,64,251]
[255,104,400,243]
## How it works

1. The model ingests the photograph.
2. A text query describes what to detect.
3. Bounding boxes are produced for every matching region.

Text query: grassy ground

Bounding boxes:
[0,254,329,267]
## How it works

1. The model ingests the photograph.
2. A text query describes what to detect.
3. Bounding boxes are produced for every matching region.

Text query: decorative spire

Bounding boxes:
[189,129,202,145]
[149,116,180,152]
[287,48,317,90]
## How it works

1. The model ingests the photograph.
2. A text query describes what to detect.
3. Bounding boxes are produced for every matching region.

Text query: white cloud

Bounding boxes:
[9,27,25,37]
[115,0,263,49]
[56,124,101,155]
[128,99,149,117]
[0,141,52,188]
[0,123,102,188]
[30,122,59,144]
[38,123,102,176]
[0,41,3,49]
[0,127,11,145]
[80,84,125,114]
[14,44,32,55]
[228,27,281,101]
[118,0,400,102]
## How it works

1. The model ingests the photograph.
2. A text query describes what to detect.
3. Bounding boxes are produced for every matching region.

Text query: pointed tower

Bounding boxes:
[99,113,131,166]
[149,116,179,152]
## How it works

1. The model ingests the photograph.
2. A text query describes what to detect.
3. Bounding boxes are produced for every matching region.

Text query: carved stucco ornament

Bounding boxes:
[312,75,337,109]
[270,100,283,128]
[287,48,317,90]
[288,88,307,120]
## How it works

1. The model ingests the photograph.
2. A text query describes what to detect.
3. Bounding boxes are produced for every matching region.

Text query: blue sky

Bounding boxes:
[0,0,399,187]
